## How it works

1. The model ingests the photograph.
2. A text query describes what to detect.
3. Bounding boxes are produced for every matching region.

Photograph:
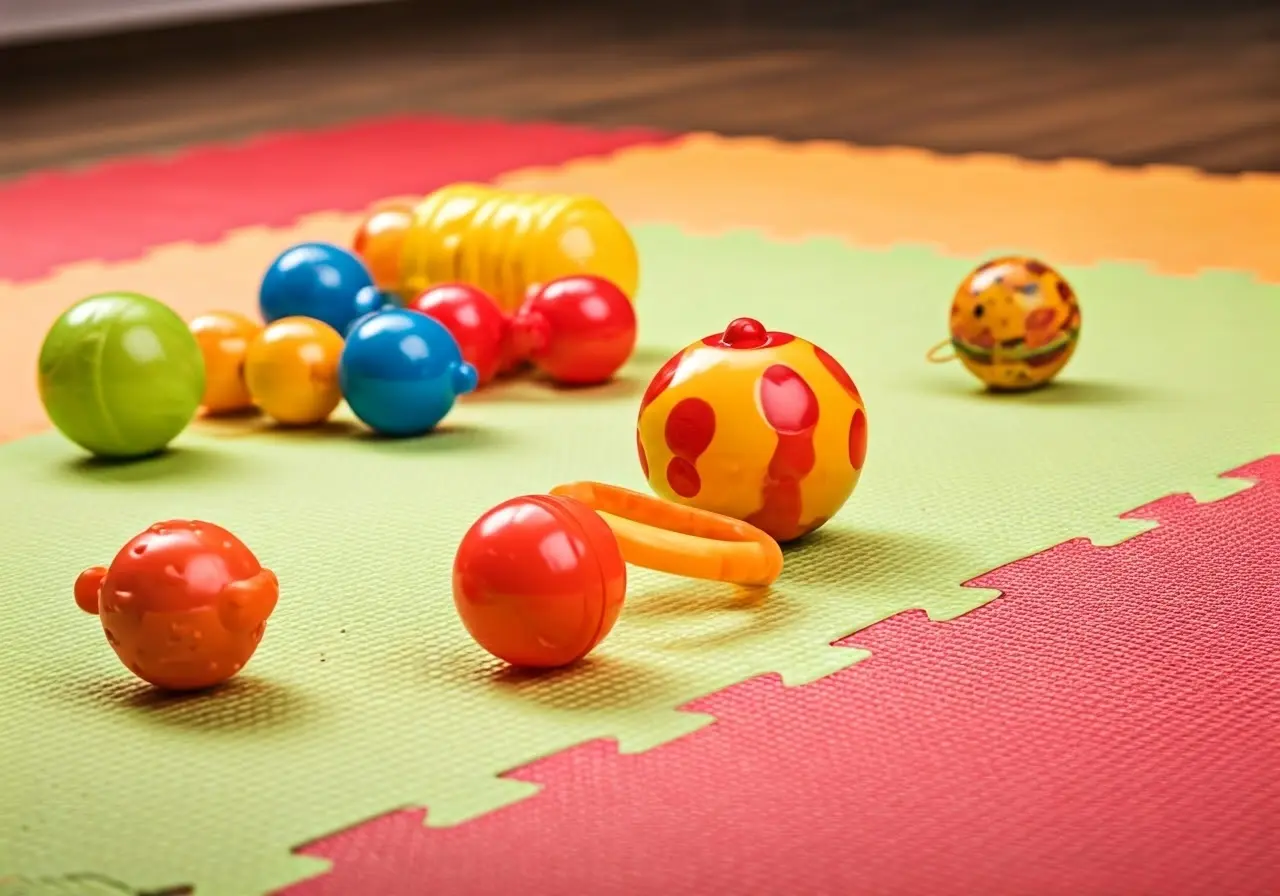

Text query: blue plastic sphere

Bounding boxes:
[342,287,401,337]
[340,308,479,437]
[259,242,378,336]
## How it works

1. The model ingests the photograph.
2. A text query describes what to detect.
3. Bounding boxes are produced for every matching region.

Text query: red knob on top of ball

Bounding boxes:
[408,283,515,387]
[511,275,637,386]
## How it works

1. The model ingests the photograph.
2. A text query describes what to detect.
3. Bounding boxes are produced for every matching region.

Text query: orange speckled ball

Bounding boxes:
[949,256,1081,391]
[636,318,868,544]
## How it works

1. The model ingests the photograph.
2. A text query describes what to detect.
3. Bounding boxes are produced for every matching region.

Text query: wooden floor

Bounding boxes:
[1,0,1278,178]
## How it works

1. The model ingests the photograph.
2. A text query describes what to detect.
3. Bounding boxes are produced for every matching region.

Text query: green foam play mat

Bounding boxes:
[2,226,1278,895]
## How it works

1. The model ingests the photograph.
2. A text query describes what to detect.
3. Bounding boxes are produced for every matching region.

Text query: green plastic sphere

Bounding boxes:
[38,292,206,459]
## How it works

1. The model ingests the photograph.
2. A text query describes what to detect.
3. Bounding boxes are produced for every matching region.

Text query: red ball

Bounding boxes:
[408,284,513,387]
[511,275,637,385]
[452,495,626,668]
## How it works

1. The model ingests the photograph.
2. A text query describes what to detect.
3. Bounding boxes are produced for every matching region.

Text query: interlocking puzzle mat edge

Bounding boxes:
[284,456,1280,896]
[4,119,1279,895]
[5,225,1274,896]
[495,133,1280,284]
[7,125,1280,443]
[0,114,674,284]
[4,118,1278,288]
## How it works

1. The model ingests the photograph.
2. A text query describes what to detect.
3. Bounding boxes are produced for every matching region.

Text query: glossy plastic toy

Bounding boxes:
[453,482,782,669]
[453,494,627,668]
[244,316,345,426]
[189,310,261,414]
[928,256,1082,391]
[259,241,383,337]
[397,185,639,311]
[550,481,783,587]
[352,201,414,293]
[75,520,279,691]
[38,292,206,459]
[407,283,513,387]
[510,275,637,385]
[339,308,479,437]
[636,317,868,543]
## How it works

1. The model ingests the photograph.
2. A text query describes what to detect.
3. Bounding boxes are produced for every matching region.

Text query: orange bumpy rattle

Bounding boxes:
[76,520,279,691]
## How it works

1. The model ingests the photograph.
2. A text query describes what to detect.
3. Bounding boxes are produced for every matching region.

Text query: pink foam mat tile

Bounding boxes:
[0,116,673,282]
[287,456,1280,896]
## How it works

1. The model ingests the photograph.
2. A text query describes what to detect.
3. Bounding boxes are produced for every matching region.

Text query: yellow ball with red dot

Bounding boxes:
[189,310,261,414]
[948,256,1081,391]
[636,318,868,544]
[243,317,344,426]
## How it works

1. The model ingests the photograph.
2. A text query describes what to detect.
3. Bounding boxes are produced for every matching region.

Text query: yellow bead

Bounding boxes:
[528,195,639,300]
[243,317,344,426]
[396,186,640,313]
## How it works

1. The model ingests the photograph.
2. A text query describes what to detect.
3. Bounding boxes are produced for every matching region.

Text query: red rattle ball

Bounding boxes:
[453,494,627,668]
[510,275,637,385]
[453,483,785,669]
[408,283,518,387]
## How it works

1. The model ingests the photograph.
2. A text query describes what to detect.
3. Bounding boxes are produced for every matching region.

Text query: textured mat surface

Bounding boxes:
[2,225,1278,895]
[0,873,140,895]
[291,456,1280,896]
[0,115,669,282]
[8,129,1278,441]
[497,134,1280,282]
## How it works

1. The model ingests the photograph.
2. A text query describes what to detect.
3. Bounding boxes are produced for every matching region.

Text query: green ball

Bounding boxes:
[38,292,206,459]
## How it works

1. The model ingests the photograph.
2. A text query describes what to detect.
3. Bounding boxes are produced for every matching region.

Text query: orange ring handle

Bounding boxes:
[549,481,784,587]
[926,338,956,363]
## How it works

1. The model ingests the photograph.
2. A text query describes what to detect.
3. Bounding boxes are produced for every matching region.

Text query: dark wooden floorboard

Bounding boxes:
[0,0,1277,178]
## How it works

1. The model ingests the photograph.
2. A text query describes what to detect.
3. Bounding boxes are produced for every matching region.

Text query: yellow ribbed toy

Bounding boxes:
[393,185,639,312]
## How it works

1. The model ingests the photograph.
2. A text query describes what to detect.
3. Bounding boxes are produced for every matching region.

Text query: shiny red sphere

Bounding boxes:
[452,495,626,668]
[511,275,637,386]
[408,283,513,387]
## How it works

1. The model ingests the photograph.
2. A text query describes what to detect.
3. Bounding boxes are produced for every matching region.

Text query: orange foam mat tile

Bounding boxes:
[10,133,1275,446]
[495,134,1280,282]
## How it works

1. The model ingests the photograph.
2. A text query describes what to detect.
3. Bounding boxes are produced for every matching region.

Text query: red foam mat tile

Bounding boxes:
[288,456,1280,896]
[0,117,671,282]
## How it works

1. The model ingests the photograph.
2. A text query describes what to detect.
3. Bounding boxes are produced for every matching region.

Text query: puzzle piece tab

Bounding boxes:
[6,227,1280,896]
[288,456,1280,896]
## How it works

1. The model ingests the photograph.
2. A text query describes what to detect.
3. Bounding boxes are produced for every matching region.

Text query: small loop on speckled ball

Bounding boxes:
[926,339,956,364]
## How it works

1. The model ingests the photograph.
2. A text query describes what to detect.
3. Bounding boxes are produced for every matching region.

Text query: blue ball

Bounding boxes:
[340,308,480,437]
[259,242,378,336]
[342,288,402,338]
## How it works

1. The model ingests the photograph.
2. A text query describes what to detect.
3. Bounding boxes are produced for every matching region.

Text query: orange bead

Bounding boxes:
[190,310,261,414]
[353,201,414,292]
[244,317,345,426]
